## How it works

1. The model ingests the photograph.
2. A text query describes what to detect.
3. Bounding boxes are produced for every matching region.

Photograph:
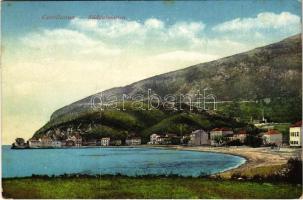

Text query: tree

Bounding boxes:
[244,135,263,147]
[286,158,302,184]
[223,101,242,119]
[171,137,181,145]
[15,138,25,145]
[213,135,225,146]
[182,136,190,145]
[226,139,243,146]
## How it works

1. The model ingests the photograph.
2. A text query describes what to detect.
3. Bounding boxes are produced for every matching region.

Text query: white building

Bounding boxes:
[233,130,248,143]
[101,137,110,146]
[125,137,141,145]
[150,134,160,144]
[156,136,171,145]
[210,128,233,146]
[75,134,82,147]
[41,135,53,147]
[262,130,283,146]
[28,138,41,148]
[189,129,209,146]
[289,121,302,147]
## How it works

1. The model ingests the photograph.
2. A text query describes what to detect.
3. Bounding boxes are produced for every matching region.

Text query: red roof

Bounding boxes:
[236,130,247,135]
[264,129,281,135]
[290,121,303,128]
[212,128,232,131]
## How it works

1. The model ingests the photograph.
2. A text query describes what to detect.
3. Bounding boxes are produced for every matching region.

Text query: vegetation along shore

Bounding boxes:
[3,175,302,199]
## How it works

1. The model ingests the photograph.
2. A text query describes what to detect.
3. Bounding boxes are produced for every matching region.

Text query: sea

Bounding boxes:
[2,146,246,178]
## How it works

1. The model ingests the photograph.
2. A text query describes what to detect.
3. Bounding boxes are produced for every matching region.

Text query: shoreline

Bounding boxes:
[134,144,301,177]
[160,145,302,177]
[4,145,302,178]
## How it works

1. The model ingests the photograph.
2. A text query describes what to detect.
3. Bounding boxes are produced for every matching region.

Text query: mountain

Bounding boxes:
[34,101,252,143]
[34,34,302,139]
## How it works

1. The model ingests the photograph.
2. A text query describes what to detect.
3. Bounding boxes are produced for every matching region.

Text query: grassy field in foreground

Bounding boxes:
[2,177,302,199]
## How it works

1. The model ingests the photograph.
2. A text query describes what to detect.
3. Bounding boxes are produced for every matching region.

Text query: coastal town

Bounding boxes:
[12,121,302,149]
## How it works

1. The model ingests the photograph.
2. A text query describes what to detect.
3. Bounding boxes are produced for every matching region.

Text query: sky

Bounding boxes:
[1,0,301,144]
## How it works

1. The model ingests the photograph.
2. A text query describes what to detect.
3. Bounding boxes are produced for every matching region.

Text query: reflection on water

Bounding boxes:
[2,146,245,178]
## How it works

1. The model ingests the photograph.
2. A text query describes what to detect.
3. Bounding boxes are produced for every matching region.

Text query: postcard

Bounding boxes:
[1,0,302,199]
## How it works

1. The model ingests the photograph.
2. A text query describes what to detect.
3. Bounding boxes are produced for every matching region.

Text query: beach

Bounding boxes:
[166,145,302,177]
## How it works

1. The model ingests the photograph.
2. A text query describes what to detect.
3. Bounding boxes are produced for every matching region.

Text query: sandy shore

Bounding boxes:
[148,145,302,178]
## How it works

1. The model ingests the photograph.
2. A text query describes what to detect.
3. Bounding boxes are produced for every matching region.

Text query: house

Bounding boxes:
[28,137,41,148]
[41,135,53,147]
[52,140,62,148]
[289,121,302,147]
[125,137,141,145]
[225,133,235,142]
[64,135,76,147]
[149,133,177,145]
[233,130,248,143]
[210,128,233,146]
[110,139,122,146]
[85,139,97,146]
[150,134,161,144]
[156,136,171,145]
[101,137,110,146]
[262,129,283,146]
[75,134,82,147]
[189,129,210,146]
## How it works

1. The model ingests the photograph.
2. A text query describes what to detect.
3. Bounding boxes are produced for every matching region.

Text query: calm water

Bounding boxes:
[2,146,245,178]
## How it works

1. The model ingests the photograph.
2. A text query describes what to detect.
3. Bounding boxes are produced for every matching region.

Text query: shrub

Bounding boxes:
[286,158,302,184]
[226,139,243,146]
[244,135,263,147]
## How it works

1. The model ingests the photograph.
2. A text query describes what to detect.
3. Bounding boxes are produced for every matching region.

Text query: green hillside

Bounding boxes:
[34,102,252,142]
[34,34,302,139]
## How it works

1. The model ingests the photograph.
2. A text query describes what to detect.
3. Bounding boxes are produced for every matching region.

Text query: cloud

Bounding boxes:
[154,51,218,62]
[20,18,213,67]
[4,14,301,144]
[21,28,121,58]
[213,12,300,33]
[67,18,206,51]
[144,18,165,29]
